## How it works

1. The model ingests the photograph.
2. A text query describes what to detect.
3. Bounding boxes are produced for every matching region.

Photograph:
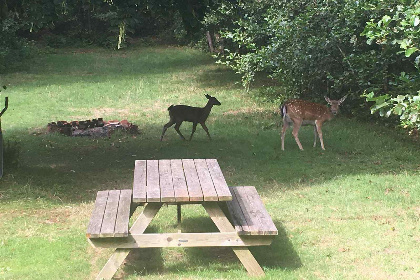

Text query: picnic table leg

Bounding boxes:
[96,249,131,280]
[202,202,265,277]
[177,204,182,233]
[95,203,162,280]
[231,247,265,277]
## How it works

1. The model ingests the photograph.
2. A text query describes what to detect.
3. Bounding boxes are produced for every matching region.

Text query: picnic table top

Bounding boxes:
[132,159,232,203]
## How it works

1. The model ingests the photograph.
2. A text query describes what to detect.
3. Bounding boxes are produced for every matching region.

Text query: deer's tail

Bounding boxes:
[280,104,286,118]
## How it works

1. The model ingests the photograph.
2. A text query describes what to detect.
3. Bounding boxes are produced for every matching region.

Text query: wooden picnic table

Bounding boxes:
[87,159,277,279]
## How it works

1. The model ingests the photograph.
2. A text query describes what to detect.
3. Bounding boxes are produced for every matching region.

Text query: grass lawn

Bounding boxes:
[0,45,419,280]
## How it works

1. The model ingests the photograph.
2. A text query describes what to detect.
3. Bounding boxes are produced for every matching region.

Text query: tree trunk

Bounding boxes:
[206,31,214,53]
[118,21,126,50]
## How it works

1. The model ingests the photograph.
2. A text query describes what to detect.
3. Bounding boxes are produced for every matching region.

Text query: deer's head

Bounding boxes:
[205,94,221,106]
[324,95,347,116]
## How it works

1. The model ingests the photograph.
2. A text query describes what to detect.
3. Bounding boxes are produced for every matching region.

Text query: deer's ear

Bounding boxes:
[339,95,347,104]
[324,96,331,104]
[205,94,211,99]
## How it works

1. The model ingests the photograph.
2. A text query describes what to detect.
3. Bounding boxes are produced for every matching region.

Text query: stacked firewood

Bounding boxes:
[47,118,139,137]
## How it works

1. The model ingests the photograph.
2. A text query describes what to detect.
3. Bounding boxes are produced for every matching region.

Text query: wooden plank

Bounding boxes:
[132,160,146,203]
[232,247,265,277]
[89,233,274,248]
[130,202,163,234]
[233,186,278,235]
[226,187,251,234]
[203,202,236,232]
[170,159,189,202]
[95,249,131,280]
[114,189,132,237]
[146,160,161,202]
[159,160,176,202]
[100,190,120,237]
[230,187,259,235]
[241,186,278,235]
[194,159,218,201]
[182,159,203,201]
[86,190,109,238]
[206,159,232,201]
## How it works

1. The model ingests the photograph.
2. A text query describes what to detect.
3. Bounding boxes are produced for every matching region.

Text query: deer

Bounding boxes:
[280,95,347,151]
[160,94,221,141]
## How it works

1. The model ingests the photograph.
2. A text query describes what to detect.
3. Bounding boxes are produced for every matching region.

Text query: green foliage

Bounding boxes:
[202,0,420,132]
[205,0,391,98]
[363,87,420,132]
[363,2,420,62]
[251,86,295,104]
[0,0,212,56]
[0,18,32,73]
[362,1,420,133]
[203,0,270,90]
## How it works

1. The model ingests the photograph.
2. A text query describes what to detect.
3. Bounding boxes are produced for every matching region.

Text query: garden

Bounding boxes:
[0,1,419,279]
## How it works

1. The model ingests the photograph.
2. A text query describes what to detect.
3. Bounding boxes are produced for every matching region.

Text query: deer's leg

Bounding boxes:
[315,120,325,150]
[291,120,304,151]
[160,120,175,141]
[174,122,186,141]
[200,122,212,140]
[313,126,318,147]
[189,122,198,141]
[281,119,289,150]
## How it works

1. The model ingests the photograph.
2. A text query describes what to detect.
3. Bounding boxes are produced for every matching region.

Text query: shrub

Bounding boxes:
[362,2,420,133]
[0,18,32,73]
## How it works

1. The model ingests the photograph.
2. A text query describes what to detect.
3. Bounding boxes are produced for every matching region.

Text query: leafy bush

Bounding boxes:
[362,2,420,133]
[201,0,419,133]
[0,18,32,73]
[208,1,401,95]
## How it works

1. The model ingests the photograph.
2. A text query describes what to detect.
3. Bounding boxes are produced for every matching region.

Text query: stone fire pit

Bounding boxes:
[47,118,139,137]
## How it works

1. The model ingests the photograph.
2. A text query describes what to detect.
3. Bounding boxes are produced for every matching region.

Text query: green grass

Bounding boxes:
[0,45,419,280]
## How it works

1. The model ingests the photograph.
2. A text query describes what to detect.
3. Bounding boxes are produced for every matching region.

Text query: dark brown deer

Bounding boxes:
[280,96,347,150]
[160,94,221,141]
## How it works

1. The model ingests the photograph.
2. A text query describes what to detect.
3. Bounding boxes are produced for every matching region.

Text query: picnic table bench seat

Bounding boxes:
[86,189,132,238]
[226,186,278,236]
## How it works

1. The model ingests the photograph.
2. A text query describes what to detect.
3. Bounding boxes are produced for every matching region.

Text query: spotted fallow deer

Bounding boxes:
[280,96,347,150]
[160,94,221,141]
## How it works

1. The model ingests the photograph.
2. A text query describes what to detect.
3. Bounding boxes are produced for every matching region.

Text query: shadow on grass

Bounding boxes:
[122,248,165,276]
[116,217,300,277]
[251,220,302,269]
[184,219,301,272]
[121,225,165,277]
[2,109,419,205]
